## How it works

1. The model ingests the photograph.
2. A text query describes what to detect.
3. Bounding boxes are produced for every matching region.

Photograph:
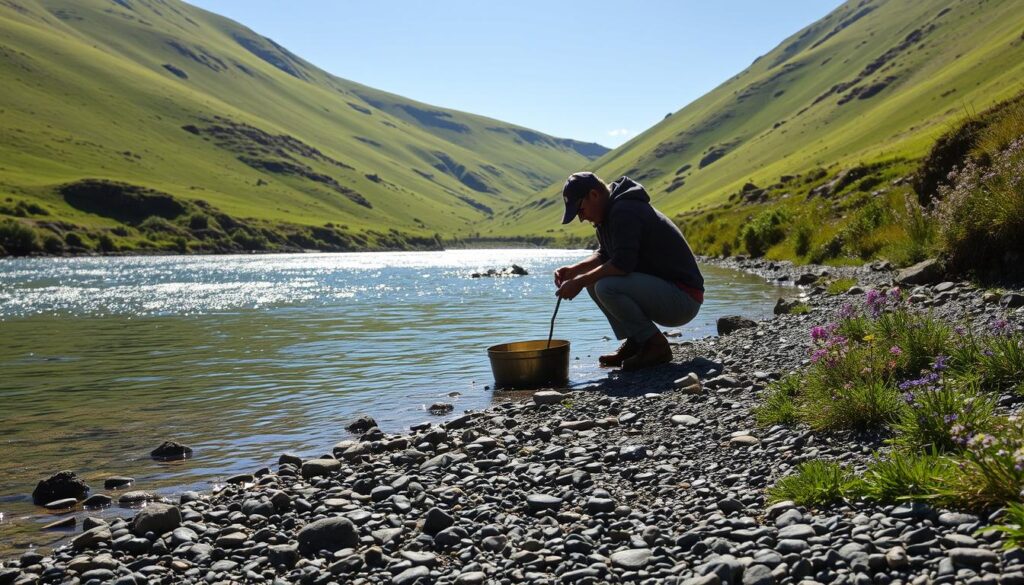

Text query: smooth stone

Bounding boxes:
[777,524,815,540]
[131,503,181,536]
[886,546,909,569]
[672,414,701,426]
[150,440,192,460]
[774,508,803,528]
[299,517,358,555]
[422,507,454,534]
[118,491,155,505]
[82,494,112,508]
[742,563,774,585]
[610,548,652,569]
[103,477,134,490]
[72,526,112,550]
[301,458,341,479]
[729,435,760,448]
[393,566,430,585]
[533,391,566,405]
[455,571,487,585]
[717,498,745,514]
[43,498,78,510]
[674,373,699,388]
[526,494,563,511]
[42,516,76,530]
[399,551,436,566]
[948,547,999,568]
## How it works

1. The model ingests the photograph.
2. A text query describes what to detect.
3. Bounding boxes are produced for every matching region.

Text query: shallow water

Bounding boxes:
[0,249,789,553]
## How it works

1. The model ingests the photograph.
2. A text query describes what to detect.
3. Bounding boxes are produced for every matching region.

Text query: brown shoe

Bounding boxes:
[622,332,672,371]
[599,338,640,367]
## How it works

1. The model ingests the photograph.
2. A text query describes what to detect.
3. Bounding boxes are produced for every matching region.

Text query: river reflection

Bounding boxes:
[0,250,789,553]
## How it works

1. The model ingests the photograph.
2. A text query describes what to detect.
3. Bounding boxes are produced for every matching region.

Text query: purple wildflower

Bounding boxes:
[811,326,828,342]
[933,355,949,371]
[810,348,828,363]
[889,345,903,356]
[839,303,857,319]
[991,319,1011,336]
[944,414,958,424]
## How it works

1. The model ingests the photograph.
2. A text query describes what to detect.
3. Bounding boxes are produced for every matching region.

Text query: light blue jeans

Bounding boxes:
[586,272,702,343]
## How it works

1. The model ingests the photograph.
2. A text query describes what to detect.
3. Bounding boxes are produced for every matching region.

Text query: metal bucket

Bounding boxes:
[487,339,570,389]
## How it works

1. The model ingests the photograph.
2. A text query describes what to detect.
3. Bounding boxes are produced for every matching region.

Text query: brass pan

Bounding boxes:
[487,339,570,389]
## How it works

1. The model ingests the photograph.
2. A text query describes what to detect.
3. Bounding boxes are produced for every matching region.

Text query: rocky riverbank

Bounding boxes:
[3,260,1023,585]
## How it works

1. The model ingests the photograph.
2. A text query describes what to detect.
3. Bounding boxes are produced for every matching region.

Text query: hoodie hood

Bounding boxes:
[608,176,651,204]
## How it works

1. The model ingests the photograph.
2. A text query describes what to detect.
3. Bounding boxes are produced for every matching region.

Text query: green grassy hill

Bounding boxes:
[501,0,1024,241]
[0,0,606,254]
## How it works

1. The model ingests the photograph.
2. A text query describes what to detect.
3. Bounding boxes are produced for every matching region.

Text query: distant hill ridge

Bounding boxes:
[498,0,1024,235]
[0,0,607,254]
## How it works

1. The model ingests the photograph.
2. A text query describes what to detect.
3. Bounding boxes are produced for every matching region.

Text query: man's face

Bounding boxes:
[576,189,603,225]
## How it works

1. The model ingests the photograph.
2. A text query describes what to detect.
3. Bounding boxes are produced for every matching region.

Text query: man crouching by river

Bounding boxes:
[554,172,704,371]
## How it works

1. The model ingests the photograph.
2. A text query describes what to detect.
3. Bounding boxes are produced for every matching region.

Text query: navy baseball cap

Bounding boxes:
[560,172,603,224]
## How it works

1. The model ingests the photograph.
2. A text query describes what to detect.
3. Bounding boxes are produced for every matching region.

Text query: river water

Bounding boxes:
[0,249,789,553]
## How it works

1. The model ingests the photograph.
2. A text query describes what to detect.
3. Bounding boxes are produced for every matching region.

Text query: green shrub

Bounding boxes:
[97,233,117,253]
[231,230,268,251]
[949,325,1024,393]
[810,234,844,263]
[842,200,890,259]
[888,314,951,377]
[935,138,1024,280]
[741,209,788,257]
[826,277,858,295]
[897,194,936,265]
[139,215,182,234]
[42,234,64,254]
[801,377,903,432]
[793,218,814,257]
[64,232,85,248]
[855,451,958,503]
[188,213,210,230]
[767,460,855,506]
[755,375,801,427]
[0,219,40,255]
[892,376,996,453]
[977,501,1024,550]
[954,418,1024,507]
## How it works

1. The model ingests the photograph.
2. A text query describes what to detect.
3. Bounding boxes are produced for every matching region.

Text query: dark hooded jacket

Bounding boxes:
[595,176,704,292]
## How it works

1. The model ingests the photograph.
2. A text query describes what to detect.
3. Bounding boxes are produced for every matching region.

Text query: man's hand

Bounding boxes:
[556,277,585,300]
[553,266,574,288]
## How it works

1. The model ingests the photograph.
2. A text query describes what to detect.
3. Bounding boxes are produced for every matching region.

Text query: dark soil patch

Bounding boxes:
[61,180,186,224]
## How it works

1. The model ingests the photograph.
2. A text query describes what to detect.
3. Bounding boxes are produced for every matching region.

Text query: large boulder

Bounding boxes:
[32,471,90,505]
[131,503,181,536]
[717,316,757,336]
[297,516,358,555]
[896,259,943,286]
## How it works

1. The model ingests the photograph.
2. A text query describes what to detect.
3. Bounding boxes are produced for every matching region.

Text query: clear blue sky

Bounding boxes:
[188,1,843,148]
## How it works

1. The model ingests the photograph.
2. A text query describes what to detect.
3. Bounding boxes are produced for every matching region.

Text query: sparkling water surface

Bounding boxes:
[0,249,789,553]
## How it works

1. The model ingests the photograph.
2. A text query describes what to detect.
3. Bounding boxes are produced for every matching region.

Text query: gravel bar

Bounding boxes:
[3,258,1024,585]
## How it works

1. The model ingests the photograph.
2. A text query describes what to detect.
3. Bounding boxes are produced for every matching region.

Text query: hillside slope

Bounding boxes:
[501,0,1024,236]
[0,0,607,253]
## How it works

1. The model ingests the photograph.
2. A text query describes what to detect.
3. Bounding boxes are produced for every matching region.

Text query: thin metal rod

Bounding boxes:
[547,297,562,349]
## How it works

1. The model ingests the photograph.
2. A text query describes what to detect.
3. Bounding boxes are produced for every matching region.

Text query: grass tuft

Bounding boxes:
[768,460,856,507]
